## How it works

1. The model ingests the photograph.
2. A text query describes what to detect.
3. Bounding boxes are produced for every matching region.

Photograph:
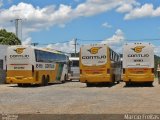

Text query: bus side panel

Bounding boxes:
[47,63,59,83]
[54,63,63,81]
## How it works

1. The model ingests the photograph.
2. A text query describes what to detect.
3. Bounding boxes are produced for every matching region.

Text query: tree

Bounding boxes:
[0,29,21,45]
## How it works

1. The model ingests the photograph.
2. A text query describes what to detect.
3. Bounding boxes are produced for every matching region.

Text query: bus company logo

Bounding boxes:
[88,47,102,54]
[14,48,26,54]
[131,46,145,53]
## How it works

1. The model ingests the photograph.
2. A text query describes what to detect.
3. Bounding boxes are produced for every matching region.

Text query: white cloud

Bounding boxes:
[22,37,32,45]
[0,3,72,37]
[101,29,124,46]
[73,0,138,17]
[124,4,160,20]
[0,0,159,44]
[102,22,112,28]
[101,29,125,53]
[116,4,133,13]
[46,40,78,53]
[0,0,141,36]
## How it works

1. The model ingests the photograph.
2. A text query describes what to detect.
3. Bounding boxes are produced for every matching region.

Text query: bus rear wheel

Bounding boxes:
[86,83,93,87]
[125,82,131,86]
[158,79,160,84]
[146,82,153,87]
[41,76,48,86]
[17,83,23,87]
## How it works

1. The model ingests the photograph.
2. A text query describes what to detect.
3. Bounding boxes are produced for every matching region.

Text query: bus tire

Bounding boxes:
[112,74,115,84]
[62,74,67,83]
[41,75,46,86]
[117,80,120,84]
[45,75,49,86]
[17,83,23,87]
[86,83,93,87]
[125,82,130,86]
[146,82,153,86]
[158,79,160,84]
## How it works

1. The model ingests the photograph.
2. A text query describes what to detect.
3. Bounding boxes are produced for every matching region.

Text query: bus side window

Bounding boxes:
[70,61,73,67]
[72,61,79,67]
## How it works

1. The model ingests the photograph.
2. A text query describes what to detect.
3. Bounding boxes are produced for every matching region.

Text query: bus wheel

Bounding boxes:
[17,83,23,87]
[116,80,120,84]
[62,74,67,83]
[41,76,47,86]
[125,82,130,86]
[158,79,160,84]
[86,83,93,87]
[146,82,153,87]
[112,74,116,84]
[45,76,49,86]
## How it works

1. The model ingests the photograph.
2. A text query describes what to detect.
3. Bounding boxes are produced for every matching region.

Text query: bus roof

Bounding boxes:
[124,42,152,46]
[8,45,68,55]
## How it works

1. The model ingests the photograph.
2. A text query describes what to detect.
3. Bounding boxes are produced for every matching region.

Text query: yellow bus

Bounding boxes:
[122,43,154,86]
[6,45,69,86]
[80,44,121,86]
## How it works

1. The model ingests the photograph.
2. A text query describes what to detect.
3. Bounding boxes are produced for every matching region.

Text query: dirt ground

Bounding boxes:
[0,79,160,114]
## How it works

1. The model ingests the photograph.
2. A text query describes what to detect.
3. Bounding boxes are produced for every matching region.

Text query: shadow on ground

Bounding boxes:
[123,82,154,88]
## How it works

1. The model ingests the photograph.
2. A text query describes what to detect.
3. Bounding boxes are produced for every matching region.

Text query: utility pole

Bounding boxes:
[11,19,22,41]
[74,38,77,57]
[31,43,38,46]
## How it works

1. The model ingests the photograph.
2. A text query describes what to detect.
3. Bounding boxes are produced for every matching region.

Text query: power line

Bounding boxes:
[77,38,160,42]
[30,38,160,46]
[31,40,70,45]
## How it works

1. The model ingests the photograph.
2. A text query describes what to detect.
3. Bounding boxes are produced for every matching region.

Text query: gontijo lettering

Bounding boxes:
[82,55,106,59]
[128,54,149,57]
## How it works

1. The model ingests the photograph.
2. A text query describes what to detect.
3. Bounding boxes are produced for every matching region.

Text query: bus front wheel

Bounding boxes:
[62,75,67,83]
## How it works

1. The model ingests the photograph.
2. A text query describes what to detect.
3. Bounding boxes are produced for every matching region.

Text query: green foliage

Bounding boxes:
[0,29,21,45]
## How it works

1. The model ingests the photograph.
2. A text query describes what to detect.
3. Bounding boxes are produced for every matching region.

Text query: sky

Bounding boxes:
[0,0,160,55]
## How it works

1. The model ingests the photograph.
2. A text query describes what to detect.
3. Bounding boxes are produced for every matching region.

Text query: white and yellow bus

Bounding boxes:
[68,57,80,80]
[80,44,121,86]
[122,43,154,86]
[6,45,69,86]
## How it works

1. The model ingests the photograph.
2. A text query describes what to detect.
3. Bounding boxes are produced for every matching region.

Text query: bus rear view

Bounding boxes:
[6,46,35,86]
[80,44,121,86]
[122,43,154,86]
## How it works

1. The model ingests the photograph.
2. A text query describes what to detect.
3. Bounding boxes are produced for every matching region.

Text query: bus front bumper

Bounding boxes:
[80,74,112,83]
[6,77,38,84]
[122,74,154,82]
